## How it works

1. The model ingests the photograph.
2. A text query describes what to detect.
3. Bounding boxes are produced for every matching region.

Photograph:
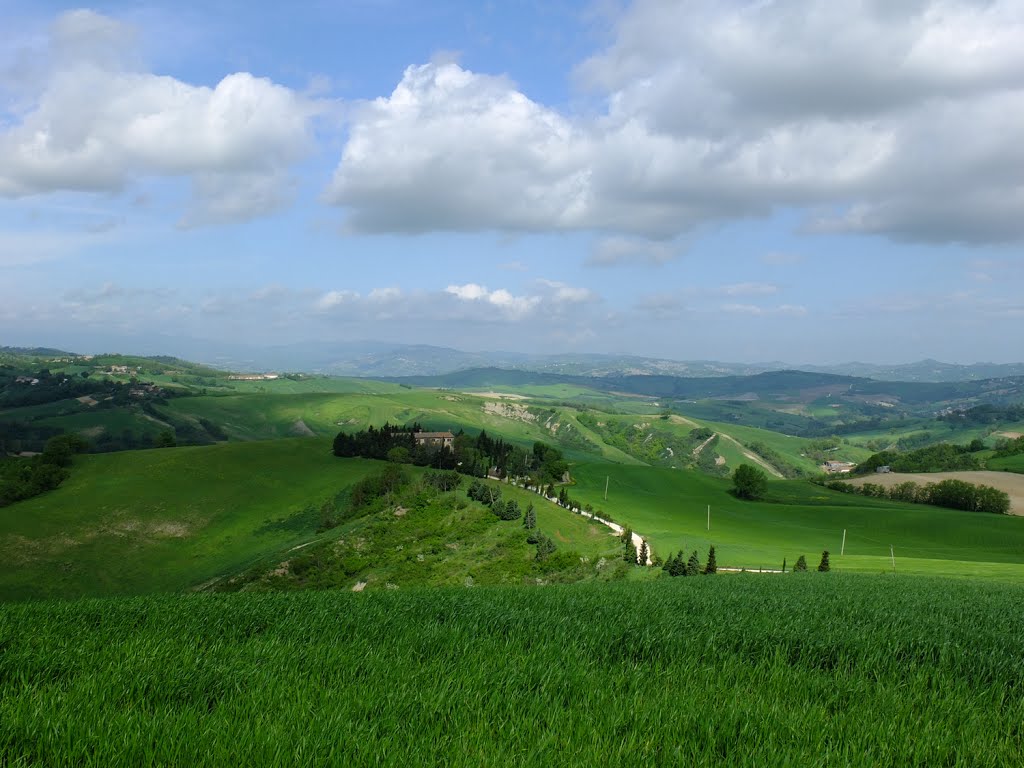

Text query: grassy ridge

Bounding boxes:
[2,576,1023,766]
[570,463,1024,576]
[0,440,623,600]
[0,439,383,600]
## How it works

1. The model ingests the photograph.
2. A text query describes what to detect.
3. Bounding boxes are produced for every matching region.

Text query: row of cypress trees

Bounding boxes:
[663,545,718,576]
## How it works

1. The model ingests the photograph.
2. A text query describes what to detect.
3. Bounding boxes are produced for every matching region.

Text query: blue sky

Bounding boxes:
[2,0,1023,364]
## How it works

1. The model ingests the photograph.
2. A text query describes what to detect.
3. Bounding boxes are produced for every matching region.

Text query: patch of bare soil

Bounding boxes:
[996,431,1022,439]
[290,419,316,436]
[76,395,98,406]
[849,471,1024,514]
[472,391,528,400]
[483,401,536,422]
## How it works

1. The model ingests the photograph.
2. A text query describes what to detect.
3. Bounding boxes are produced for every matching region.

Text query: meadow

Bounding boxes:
[2,575,1022,766]
[0,439,622,600]
[570,463,1024,578]
[0,439,382,600]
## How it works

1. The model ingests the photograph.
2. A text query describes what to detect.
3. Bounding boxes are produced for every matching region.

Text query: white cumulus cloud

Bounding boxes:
[0,10,320,225]
[326,1,1024,244]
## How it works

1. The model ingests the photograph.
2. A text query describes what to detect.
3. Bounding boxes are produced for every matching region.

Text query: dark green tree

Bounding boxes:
[155,430,176,448]
[668,550,686,577]
[638,539,649,566]
[732,464,767,500]
[818,550,831,572]
[703,545,717,574]
[523,503,536,529]
[782,557,787,573]
[686,550,701,576]
[794,555,808,572]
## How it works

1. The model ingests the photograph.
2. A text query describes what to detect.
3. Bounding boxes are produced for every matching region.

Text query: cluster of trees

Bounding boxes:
[333,424,569,484]
[0,434,86,507]
[348,465,410,517]
[856,442,983,475]
[786,552,829,572]
[994,435,1024,458]
[939,404,1024,426]
[732,464,768,500]
[663,545,717,576]
[467,479,523,521]
[828,478,1010,515]
[424,470,463,492]
[0,367,171,410]
[467,479,554,560]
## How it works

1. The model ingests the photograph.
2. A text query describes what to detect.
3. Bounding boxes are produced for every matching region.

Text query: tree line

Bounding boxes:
[0,434,86,507]
[826,478,1010,515]
[333,424,569,485]
[855,442,984,475]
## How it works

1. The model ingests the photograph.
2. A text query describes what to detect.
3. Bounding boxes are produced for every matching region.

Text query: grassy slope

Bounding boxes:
[989,454,1024,473]
[570,463,1024,578]
[2,576,1023,767]
[0,440,621,601]
[235,478,625,592]
[165,390,629,462]
[0,439,383,600]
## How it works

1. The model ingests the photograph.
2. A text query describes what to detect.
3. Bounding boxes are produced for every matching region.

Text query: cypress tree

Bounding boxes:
[794,555,808,572]
[703,545,717,574]
[638,539,649,566]
[782,557,787,573]
[668,550,685,577]
[686,550,701,577]
[818,550,831,572]
[523,503,536,530]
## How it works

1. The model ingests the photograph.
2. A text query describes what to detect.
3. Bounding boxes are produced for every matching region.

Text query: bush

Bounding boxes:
[818,551,831,572]
[732,464,768,500]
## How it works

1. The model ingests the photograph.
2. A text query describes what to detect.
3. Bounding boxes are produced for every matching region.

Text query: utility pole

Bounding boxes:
[841,529,847,556]
[890,545,896,573]
[604,475,609,501]
[707,505,710,531]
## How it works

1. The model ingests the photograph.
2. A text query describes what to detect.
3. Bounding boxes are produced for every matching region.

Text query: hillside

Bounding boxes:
[0,438,622,601]
[569,463,1024,578]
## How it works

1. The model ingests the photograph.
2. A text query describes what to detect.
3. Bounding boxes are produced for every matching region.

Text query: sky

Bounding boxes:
[1,0,1023,365]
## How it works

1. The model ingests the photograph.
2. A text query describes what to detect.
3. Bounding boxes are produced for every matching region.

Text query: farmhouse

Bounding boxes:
[822,460,857,474]
[413,431,455,450]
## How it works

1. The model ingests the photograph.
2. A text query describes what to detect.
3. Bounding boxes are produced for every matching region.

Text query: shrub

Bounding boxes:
[818,551,831,572]
[794,555,808,572]
[732,464,767,500]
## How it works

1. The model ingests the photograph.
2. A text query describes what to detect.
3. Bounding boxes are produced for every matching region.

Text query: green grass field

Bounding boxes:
[3,575,1023,766]
[989,454,1024,473]
[0,439,384,600]
[570,463,1024,577]
[0,439,622,600]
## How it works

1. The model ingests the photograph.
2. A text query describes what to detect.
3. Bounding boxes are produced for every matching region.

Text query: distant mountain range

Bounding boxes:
[5,341,1024,383]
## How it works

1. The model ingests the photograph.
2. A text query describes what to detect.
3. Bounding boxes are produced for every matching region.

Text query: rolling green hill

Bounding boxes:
[0,438,622,601]
[570,463,1024,578]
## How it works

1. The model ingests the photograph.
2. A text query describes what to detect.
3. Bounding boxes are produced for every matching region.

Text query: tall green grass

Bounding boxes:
[2,575,1022,766]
